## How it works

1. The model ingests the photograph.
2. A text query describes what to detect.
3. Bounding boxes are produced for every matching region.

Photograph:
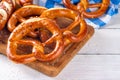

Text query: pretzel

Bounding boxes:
[63,0,110,18]
[63,17,88,46]
[0,0,14,30]
[0,0,33,30]
[7,18,64,63]
[7,5,47,37]
[18,0,33,6]
[40,8,88,46]
[13,0,33,9]
[62,0,88,11]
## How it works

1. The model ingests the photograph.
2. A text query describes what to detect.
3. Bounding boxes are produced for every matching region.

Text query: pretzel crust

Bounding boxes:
[40,8,88,46]
[7,18,64,63]
[63,0,110,18]
[7,5,47,32]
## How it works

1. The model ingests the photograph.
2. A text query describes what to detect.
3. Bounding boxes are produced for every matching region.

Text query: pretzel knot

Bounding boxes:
[40,8,88,46]
[63,0,110,18]
[7,18,64,63]
[7,5,47,37]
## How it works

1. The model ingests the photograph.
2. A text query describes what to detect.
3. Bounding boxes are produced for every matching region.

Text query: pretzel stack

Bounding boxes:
[0,0,109,64]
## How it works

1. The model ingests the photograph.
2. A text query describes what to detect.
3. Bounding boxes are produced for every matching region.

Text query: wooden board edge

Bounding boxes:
[0,25,94,77]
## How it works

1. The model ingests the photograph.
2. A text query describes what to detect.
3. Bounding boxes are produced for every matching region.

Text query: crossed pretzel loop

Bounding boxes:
[40,8,88,46]
[63,0,110,18]
[7,5,47,37]
[7,5,89,63]
[7,18,64,63]
[8,5,47,32]
[62,0,87,11]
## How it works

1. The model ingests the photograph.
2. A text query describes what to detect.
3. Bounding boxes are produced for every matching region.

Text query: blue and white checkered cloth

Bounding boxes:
[35,0,120,28]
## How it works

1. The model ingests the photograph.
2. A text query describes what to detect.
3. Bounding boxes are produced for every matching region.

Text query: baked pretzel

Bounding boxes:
[63,0,110,18]
[15,0,33,9]
[40,8,88,46]
[7,5,47,37]
[18,0,33,6]
[63,0,88,11]
[7,18,64,63]
[0,0,33,30]
[0,0,14,30]
[63,17,88,46]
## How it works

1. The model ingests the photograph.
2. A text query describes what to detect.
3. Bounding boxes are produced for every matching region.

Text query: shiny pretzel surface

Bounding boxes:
[7,5,47,37]
[0,0,109,64]
[7,5,47,32]
[63,0,110,18]
[0,0,33,30]
[40,8,88,46]
[7,18,64,63]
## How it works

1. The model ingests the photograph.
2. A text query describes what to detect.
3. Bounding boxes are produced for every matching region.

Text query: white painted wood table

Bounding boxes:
[0,10,120,80]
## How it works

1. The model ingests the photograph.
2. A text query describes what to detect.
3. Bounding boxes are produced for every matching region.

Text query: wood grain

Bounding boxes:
[1,55,120,80]
[79,29,120,55]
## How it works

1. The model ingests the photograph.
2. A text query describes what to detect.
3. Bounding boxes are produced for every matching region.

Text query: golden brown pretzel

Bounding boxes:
[7,18,64,63]
[15,0,33,9]
[7,5,47,37]
[63,0,110,18]
[0,0,15,30]
[7,39,38,63]
[63,17,88,45]
[8,5,47,32]
[63,0,88,11]
[40,8,88,46]
[0,0,33,30]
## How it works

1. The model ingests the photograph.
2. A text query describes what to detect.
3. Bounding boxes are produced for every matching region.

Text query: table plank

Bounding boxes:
[79,29,120,55]
[104,13,120,29]
[58,55,120,80]
[1,55,120,80]
[78,11,120,54]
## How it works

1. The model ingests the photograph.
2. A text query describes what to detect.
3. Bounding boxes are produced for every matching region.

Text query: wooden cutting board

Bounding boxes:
[0,24,94,77]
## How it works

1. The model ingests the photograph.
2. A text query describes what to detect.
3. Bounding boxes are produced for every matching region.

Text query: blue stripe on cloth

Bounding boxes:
[45,0,55,8]
[85,9,106,27]
[88,18,106,27]
[105,5,118,16]
[37,0,120,28]
[72,0,80,3]
[111,0,120,5]
[89,0,101,3]
[106,6,119,16]
[53,0,61,3]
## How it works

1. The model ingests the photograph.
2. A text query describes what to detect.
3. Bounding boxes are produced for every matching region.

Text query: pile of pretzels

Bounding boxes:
[0,0,110,63]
